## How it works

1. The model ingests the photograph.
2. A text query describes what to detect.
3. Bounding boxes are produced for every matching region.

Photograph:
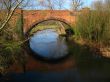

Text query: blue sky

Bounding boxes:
[63,0,94,9]
[62,0,99,10]
[68,0,95,8]
[84,0,93,7]
[25,0,97,10]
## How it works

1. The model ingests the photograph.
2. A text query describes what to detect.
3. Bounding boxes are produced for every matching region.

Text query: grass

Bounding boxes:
[29,20,71,35]
[30,25,59,34]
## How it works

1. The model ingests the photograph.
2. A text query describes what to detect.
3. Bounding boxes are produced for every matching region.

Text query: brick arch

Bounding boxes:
[25,17,73,35]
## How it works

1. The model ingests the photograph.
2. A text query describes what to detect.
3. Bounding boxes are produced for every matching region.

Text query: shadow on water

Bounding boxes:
[27,47,71,64]
[68,40,110,82]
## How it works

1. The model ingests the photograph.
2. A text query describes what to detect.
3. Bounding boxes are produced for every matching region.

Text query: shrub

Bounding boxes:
[75,0,110,46]
[0,14,27,75]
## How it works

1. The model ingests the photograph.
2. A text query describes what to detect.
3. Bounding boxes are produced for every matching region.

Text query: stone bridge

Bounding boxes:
[22,10,76,33]
[12,8,91,34]
[14,9,77,34]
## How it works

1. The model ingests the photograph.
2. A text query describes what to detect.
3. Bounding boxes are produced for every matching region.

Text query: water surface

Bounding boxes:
[29,29,68,59]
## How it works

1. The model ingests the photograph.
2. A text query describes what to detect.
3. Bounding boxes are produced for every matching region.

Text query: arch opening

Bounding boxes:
[25,19,74,61]
[25,18,74,37]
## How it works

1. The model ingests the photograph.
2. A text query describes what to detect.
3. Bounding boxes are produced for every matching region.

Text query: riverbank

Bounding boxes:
[72,38,110,58]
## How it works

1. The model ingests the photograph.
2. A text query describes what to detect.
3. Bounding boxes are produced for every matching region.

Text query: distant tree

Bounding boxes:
[37,0,65,10]
[71,0,83,11]
[92,0,103,11]
[104,0,110,10]
[37,0,54,10]
[55,0,65,10]
[46,0,54,10]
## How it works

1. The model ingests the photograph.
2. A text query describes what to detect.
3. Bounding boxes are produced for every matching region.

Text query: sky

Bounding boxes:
[67,0,100,8]
[63,0,94,9]
[84,0,100,7]
[25,0,101,10]
[84,0,93,7]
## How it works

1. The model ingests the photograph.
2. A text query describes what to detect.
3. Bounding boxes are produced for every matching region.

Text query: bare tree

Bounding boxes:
[0,0,24,32]
[46,0,54,10]
[37,0,54,10]
[71,0,83,11]
[55,0,65,10]
[92,0,103,10]
[91,0,110,11]
[37,0,65,10]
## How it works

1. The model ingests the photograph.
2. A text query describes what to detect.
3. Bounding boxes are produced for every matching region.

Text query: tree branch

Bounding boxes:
[0,0,23,32]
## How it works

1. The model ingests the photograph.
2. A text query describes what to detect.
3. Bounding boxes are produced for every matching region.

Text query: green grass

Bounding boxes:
[30,25,60,34]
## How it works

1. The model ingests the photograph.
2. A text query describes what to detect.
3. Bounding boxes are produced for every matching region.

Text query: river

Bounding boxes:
[29,29,68,59]
[1,29,110,82]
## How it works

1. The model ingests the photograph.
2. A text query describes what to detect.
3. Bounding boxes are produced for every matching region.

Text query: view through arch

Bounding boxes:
[25,18,73,36]
[26,20,74,60]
